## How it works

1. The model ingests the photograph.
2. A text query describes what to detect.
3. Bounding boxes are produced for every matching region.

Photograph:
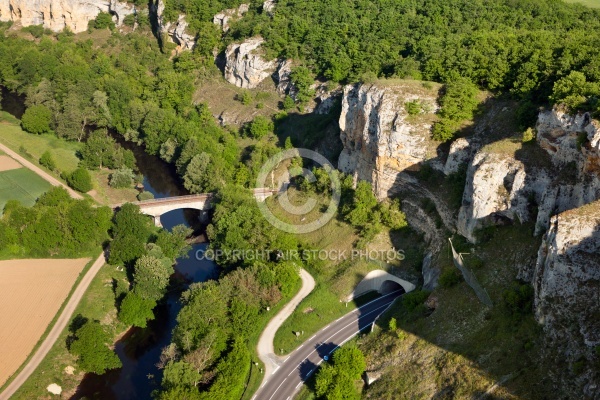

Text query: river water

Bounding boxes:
[71,137,219,399]
[0,87,219,399]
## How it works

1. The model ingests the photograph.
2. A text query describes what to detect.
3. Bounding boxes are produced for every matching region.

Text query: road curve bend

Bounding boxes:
[253,290,403,400]
[257,268,316,379]
[0,253,106,400]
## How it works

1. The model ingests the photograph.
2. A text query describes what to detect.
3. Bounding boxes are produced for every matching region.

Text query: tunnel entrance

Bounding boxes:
[379,280,405,295]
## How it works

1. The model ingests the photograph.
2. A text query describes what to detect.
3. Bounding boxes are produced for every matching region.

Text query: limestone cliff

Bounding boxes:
[223,37,276,89]
[0,0,134,32]
[213,3,248,32]
[337,82,440,199]
[533,201,600,398]
[458,108,600,242]
[154,0,195,51]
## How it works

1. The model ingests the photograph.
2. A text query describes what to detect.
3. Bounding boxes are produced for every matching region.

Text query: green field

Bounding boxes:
[0,168,52,212]
[564,0,600,8]
[0,118,81,173]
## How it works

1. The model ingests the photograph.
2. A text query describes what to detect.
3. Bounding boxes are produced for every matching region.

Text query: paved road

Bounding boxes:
[253,290,403,400]
[0,141,83,200]
[257,269,315,379]
[0,253,106,400]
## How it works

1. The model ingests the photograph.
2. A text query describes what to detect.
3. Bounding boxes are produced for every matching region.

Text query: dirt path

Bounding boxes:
[0,142,83,200]
[257,268,315,380]
[0,253,106,400]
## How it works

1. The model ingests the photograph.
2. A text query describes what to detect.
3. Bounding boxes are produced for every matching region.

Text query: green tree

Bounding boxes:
[550,71,598,112]
[79,129,116,169]
[345,181,378,228]
[69,321,122,374]
[93,12,116,30]
[183,153,214,193]
[21,105,52,134]
[39,150,56,171]
[246,116,274,139]
[133,255,173,301]
[290,66,315,104]
[155,224,192,260]
[66,168,93,193]
[118,291,156,327]
[315,346,365,400]
[110,168,134,188]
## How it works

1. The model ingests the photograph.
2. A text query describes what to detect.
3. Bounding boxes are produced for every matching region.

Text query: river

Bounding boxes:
[1,88,219,399]
[71,135,219,399]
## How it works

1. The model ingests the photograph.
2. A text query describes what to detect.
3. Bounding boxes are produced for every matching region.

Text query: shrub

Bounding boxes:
[67,168,93,193]
[439,268,463,288]
[39,151,56,171]
[282,95,296,111]
[432,118,459,142]
[123,14,136,27]
[21,105,53,135]
[238,91,252,105]
[109,168,134,189]
[402,290,430,312]
[246,116,274,139]
[137,191,155,201]
[405,101,422,115]
[502,283,534,316]
[522,127,536,143]
[92,12,115,30]
[22,24,45,38]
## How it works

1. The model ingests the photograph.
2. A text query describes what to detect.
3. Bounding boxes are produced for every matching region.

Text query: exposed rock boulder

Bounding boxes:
[458,108,600,243]
[273,58,294,96]
[0,0,134,32]
[154,0,195,51]
[533,201,600,398]
[457,151,529,242]
[337,82,440,199]
[213,3,249,32]
[262,0,276,14]
[224,37,276,89]
[444,137,479,175]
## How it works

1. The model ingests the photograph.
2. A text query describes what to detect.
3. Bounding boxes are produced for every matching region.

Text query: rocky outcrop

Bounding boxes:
[154,0,195,51]
[337,82,439,199]
[458,108,600,242]
[444,137,478,175]
[213,3,248,32]
[262,0,276,14]
[533,201,600,398]
[224,37,276,89]
[273,58,294,96]
[0,0,134,32]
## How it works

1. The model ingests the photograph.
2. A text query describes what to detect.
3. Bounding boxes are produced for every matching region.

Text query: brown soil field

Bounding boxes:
[0,156,21,172]
[0,258,89,386]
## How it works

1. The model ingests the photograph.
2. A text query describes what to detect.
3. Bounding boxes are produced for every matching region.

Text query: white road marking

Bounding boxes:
[310,335,316,340]
[296,382,303,389]
[272,366,280,374]
[262,295,402,399]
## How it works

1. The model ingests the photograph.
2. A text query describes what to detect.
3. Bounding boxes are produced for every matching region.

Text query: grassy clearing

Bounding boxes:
[0,118,81,173]
[7,259,129,400]
[564,0,600,8]
[0,168,52,212]
[264,188,425,355]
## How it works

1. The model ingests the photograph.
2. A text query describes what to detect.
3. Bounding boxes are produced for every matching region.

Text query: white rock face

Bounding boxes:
[533,201,600,397]
[154,0,195,51]
[444,137,478,175]
[262,0,275,14]
[457,152,529,242]
[273,58,293,96]
[213,3,248,32]
[0,0,134,32]
[224,37,276,89]
[338,82,439,199]
[458,108,600,242]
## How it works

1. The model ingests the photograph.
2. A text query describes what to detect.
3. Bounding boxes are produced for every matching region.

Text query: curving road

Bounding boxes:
[0,253,106,400]
[252,290,403,400]
[257,268,315,378]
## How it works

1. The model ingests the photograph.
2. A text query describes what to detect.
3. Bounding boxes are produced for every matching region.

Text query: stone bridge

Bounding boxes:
[120,188,275,227]
[345,269,416,302]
